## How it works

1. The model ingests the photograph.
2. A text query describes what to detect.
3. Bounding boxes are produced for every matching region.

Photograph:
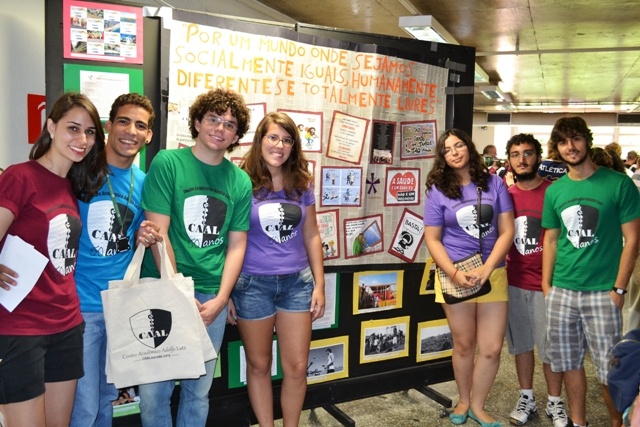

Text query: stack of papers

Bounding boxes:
[0,235,48,312]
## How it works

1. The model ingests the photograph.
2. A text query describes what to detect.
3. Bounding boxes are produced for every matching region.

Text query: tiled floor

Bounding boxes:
[277,342,611,426]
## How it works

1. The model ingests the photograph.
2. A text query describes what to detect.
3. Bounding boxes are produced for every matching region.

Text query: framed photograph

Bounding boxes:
[419,257,436,295]
[370,120,395,164]
[400,120,437,160]
[239,103,267,145]
[320,167,362,207]
[344,215,384,259]
[388,209,425,263]
[353,270,404,315]
[307,336,349,384]
[384,168,420,206]
[416,319,453,363]
[277,109,323,152]
[326,111,369,164]
[360,316,410,364]
[316,209,340,260]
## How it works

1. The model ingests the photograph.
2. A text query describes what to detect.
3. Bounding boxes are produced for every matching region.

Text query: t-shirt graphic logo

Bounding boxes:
[184,195,227,248]
[456,204,494,238]
[130,309,172,349]
[561,205,599,248]
[87,200,133,256]
[514,216,542,255]
[48,213,81,276]
[259,203,302,244]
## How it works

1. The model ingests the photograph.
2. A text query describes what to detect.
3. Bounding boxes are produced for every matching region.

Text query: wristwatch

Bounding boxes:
[612,287,628,295]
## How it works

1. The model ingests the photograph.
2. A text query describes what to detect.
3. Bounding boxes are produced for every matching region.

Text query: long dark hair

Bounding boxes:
[425,128,489,199]
[30,92,108,202]
[241,112,312,200]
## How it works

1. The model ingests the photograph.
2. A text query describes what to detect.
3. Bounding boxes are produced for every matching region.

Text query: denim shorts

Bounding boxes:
[0,321,85,403]
[231,266,314,320]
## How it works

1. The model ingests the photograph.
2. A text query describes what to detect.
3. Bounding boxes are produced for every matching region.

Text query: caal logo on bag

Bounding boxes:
[130,309,172,349]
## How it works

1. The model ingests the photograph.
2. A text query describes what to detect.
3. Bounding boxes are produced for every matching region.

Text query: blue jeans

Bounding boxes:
[70,312,118,427]
[138,292,227,427]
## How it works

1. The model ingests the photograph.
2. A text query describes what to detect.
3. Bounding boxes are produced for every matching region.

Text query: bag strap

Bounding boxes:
[477,186,483,253]
[121,241,176,288]
[122,242,147,287]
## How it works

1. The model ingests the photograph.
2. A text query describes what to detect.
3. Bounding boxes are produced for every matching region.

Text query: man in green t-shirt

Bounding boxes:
[137,89,253,427]
[542,116,640,427]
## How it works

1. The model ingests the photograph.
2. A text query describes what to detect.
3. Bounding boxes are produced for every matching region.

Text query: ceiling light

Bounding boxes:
[479,85,506,101]
[399,15,490,84]
[474,65,489,83]
[399,15,458,45]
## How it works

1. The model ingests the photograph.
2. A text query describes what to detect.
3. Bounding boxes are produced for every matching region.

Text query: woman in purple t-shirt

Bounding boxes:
[228,112,325,427]
[424,129,514,427]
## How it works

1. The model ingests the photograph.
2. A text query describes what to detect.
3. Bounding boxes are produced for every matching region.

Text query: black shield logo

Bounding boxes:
[130,309,172,349]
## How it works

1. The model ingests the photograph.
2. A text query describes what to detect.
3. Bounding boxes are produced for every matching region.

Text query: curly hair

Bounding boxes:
[30,92,108,202]
[425,129,489,199]
[188,89,250,152]
[549,116,593,153]
[505,133,543,157]
[109,93,155,129]
[240,112,312,200]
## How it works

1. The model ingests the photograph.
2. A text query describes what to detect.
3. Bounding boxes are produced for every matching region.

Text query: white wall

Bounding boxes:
[0,0,45,168]
[0,0,291,170]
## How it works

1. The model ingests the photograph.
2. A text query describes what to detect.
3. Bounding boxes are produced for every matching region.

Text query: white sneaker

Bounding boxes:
[509,394,538,425]
[545,399,569,427]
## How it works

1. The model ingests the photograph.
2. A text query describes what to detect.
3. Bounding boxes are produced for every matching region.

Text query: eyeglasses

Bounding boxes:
[509,150,535,159]
[444,142,467,157]
[202,115,237,132]
[265,134,294,148]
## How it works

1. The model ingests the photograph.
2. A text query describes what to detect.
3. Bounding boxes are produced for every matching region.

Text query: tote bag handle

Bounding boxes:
[122,241,176,288]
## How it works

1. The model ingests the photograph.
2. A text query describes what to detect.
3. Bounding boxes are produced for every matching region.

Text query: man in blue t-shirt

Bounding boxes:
[71,93,161,427]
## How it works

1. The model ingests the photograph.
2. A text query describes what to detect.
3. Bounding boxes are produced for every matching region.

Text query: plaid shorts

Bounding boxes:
[545,287,621,383]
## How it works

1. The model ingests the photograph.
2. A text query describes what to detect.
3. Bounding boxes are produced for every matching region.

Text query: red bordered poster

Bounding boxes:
[63,0,144,64]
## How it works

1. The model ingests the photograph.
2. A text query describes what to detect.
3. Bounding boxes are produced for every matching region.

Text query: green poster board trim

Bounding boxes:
[63,63,147,171]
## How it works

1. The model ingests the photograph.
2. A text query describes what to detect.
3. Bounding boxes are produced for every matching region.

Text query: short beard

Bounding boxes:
[512,161,542,182]
[561,150,589,167]
[513,169,539,182]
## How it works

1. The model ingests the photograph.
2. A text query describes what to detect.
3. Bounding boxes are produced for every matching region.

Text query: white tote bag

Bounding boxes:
[102,242,216,389]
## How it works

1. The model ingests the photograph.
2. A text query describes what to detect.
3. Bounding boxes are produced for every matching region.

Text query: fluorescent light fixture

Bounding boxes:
[474,65,490,83]
[399,15,490,84]
[479,85,506,101]
[399,15,458,45]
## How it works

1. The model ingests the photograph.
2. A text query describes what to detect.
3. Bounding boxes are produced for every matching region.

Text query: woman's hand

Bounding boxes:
[468,266,492,287]
[452,269,479,288]
[136,220,163,247]
[310,286,325,321]
[226,299,238,325]
[0,264,18,290]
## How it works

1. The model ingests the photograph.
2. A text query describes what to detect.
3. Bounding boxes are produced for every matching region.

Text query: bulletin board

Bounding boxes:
[46,2,476,426]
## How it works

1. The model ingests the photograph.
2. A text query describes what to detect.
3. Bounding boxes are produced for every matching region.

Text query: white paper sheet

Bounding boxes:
[0,235,48,312]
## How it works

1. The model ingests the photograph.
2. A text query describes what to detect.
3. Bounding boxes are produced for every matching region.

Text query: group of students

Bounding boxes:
[2,86,638,427]
[424,117,640,427]
[0,87,325,427]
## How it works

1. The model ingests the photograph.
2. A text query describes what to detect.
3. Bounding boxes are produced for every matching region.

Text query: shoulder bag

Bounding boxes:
[437,186,492,304]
